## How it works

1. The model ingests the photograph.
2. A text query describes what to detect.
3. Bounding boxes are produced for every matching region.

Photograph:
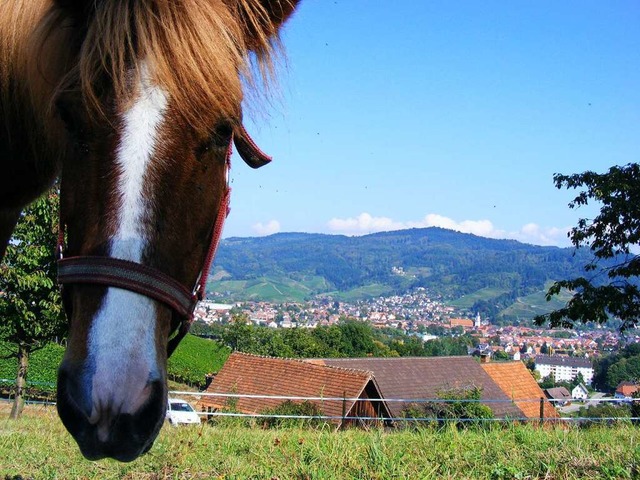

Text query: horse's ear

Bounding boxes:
[232,0,301,52]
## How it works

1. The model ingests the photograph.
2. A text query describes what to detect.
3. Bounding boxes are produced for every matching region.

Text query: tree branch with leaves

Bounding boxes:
[535,163,640,331]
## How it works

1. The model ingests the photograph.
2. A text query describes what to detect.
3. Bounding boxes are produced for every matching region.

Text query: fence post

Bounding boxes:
[342,391,347,429]
[539,397,544,425]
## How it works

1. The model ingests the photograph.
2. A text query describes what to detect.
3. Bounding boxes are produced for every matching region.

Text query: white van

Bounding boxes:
[166,398,201,425]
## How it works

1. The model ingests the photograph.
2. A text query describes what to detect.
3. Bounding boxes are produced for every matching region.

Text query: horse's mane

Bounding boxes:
[0,2,51,112]
[3,0,283,133]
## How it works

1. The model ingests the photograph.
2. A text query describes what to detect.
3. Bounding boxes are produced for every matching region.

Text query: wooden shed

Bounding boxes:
[199,352,391,427]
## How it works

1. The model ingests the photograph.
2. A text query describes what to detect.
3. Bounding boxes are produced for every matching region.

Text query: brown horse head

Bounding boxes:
[4,0,299,462]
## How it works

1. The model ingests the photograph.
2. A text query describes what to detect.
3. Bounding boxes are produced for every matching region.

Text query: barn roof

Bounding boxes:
[315,356,523,418]
[544,387,572,401]
[481,361,558,419]
[199,352,387,423]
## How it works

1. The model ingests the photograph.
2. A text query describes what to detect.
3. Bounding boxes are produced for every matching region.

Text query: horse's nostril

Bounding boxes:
[57,366,92,435]
[57,370,167,462]
[131,379,167,438]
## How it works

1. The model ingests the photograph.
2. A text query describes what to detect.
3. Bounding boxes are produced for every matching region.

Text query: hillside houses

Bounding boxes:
[197,289,626,360]
[194,300,234,323]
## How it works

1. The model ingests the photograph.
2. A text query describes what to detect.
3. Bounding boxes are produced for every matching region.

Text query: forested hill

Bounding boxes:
[209,227,595,321]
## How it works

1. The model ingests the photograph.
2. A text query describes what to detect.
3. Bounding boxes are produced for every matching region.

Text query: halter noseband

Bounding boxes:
[57,125,271,356]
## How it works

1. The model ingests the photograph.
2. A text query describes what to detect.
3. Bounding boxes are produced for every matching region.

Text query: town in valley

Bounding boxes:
[196,287,625,359]
[194,286,640,404]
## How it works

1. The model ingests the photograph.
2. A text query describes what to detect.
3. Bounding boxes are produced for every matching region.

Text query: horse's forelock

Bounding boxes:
[4,1,290,136]
[66,0,284,132]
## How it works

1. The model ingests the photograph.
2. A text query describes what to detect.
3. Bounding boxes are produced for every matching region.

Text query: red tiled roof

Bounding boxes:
[316,356,522,418]
[481,361,559,419]
[199,352,384,421]
[450,318,474,328]
[616,383,640,397]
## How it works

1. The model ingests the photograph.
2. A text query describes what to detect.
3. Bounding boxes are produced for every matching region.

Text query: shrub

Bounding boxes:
[401,386,493,429]
[577,402,631,427]
[0,342,63,400]
[260,400,327,429]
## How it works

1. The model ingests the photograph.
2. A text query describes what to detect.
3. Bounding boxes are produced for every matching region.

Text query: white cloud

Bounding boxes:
[252,220,281,236]
[509,223,569,246]
[327,213,404,234]
[326,212,570,247]
[407,214,498,238]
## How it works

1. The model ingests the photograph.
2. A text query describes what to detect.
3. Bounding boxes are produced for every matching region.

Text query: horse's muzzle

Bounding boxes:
[56,366,167,462]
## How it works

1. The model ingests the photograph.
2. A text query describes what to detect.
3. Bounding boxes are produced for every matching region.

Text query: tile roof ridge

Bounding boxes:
[230,351,374,377]
[318,355,473,361]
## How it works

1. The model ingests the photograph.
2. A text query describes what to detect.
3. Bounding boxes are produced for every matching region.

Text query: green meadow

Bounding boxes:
[1,404,638,479]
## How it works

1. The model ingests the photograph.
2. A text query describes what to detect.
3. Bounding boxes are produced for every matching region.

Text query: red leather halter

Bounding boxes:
[57,125,271,356]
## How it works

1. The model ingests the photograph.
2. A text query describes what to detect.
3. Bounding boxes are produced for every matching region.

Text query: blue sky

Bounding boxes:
[225,1,640,247]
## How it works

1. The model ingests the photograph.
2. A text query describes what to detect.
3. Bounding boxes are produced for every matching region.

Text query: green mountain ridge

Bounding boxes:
[209,227,594,322]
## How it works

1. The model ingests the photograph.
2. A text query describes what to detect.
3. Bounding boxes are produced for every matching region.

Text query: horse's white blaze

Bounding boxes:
[88,65,168,425]
[112,63,167,263]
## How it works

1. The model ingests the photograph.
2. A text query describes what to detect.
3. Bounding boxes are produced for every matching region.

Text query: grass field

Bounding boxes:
[449,287,511,309]
[500,286,575,320]
[207,276,323,303]
[1,404,639,479]
[208,276,395,303]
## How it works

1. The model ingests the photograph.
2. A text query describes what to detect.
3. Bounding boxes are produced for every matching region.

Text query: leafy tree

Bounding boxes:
[337,320,379,357]
[280,328,325,357]
[389,336,422,357]
[605,356,640,392]
[592,343,640,392]
[0,190,67,418]
[423,335,473,356]
[451,326,471,341]
[535,164,640,331]
[539,374,556,389]
[492,350,510,361]
[310,325,345,357]
[571,372,586,389]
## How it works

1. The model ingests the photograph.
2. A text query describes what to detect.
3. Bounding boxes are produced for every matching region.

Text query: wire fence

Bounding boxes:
[170,390,633,404]
[168,390,640,424]
[2,381,639,424]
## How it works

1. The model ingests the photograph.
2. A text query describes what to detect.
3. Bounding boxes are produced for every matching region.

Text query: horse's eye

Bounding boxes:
[196,123,233,157]
[57,101,90,154]
[57,102,79,134]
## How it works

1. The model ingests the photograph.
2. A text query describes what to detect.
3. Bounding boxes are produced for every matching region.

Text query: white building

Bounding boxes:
[534,355,594,385]
[572,383,589,400]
